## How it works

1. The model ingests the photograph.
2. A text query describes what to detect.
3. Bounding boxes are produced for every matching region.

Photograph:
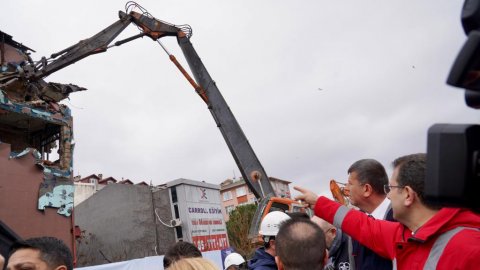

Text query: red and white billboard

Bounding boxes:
[183,185,229,252]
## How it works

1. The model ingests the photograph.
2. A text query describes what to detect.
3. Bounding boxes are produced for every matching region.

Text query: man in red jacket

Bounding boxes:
[295,153,480,270]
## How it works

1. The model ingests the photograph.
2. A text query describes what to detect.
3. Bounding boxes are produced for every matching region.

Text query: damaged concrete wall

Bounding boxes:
[1,42,28,64]
[0,89,74,167]
[0,141,74,252]
[0,29,80,260]
[1,30,78,172]
[75,184,174,267]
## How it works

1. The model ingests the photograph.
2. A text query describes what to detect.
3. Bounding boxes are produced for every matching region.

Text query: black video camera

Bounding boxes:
[425,0,480,210]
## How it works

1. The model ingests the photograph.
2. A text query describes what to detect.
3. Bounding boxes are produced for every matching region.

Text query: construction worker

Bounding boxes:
[224,252,247,270]
[248,211,291,270]
[295,153,480,270]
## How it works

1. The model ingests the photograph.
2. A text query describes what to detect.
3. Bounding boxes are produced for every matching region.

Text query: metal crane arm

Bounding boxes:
[129,10,276,200]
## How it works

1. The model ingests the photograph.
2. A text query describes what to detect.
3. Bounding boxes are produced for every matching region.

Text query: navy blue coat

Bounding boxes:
[351,208,394,270]
[248,247,277,270]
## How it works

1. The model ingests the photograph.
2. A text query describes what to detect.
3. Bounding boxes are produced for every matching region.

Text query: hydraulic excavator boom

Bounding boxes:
[0,1,305,241]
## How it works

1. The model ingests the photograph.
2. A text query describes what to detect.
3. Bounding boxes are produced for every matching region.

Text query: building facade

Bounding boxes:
[74,178,228,267]
[219,177,292,221]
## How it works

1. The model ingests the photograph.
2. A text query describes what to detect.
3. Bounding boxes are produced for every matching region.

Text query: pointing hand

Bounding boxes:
[294,186,319,209]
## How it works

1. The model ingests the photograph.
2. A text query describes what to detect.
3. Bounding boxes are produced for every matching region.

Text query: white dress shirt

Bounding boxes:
[369,197,391,220]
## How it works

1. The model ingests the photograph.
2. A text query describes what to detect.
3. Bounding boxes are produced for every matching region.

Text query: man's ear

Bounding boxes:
[53,266,67,270]
[363,183,373,197]
[275,256,284,270]
[331,227,337,237]
[270,239,276,249]
[404,186,416,207]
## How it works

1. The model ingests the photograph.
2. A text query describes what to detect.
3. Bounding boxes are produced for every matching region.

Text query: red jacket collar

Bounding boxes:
[407,208,480,242]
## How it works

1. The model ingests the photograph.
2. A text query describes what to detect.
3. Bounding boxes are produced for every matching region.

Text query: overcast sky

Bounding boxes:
[2,0,478,196]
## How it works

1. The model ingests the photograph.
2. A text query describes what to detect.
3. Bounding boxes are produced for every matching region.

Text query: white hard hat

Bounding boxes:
[259,211,291,236]
[224,252,245,270]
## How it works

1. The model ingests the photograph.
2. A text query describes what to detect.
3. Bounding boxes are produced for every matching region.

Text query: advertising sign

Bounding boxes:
[183,185,229,252]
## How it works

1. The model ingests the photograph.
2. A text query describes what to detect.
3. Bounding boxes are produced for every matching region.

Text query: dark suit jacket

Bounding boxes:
[351,206,394,270]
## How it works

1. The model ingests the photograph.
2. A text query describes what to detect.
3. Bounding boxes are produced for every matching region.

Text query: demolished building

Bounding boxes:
[0,30,85,258]
[0,29,230,268]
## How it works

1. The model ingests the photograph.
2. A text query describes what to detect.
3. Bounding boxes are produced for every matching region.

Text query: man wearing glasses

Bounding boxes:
[294,153,480,270]
[344,159,393,270]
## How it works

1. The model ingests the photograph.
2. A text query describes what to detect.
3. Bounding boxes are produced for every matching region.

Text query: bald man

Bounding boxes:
[275,218,327,270]
[311,216,354,270]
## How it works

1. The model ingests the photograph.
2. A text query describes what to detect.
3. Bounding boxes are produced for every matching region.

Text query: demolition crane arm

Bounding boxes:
[0,5,276,200]
[30,12,133,81]
[0,12,133,86]
[128,10,276,200]
[1,3,302,238]
[127,8,308,238]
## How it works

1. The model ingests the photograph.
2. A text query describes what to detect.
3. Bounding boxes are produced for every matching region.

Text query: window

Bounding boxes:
[89,178,97,184]
[275,183,289,197]
[175,226,183,239]
[174,205,180,219]
[107,180,113,184]
[236,187,246,197]
[223,191,233,201]
[269,202,289,212]
[171,187,178,203]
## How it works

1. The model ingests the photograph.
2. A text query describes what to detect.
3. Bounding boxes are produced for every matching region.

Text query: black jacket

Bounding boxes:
[248,247,277,270]
[351,207,394,270]
[325,229,353,270]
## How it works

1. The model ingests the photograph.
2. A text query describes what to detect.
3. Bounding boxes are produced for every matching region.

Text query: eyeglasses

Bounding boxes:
[383,184,404,194]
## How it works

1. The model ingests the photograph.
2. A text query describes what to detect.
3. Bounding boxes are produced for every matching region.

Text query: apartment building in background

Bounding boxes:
[219,177,292,221]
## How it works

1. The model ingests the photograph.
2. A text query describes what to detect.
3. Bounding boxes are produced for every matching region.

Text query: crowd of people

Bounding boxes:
[2,153,480,270]
[294,153,480,270]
